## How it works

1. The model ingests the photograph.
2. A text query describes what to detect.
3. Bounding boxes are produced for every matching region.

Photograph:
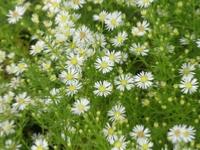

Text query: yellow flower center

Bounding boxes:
[140,75,148,83]
[66,73,73,80]
[120,80,127,85]
[36,145,44,150]
[18,98,25,104]
[114,111,121,119]
[185,82,192,89]
[142,144,149,150]
[117,36,123,43]
[114,141,122,148]
[98,86,106,92]
[183,68,190,75]
[108,128,114,135]
[80,31,86,40]
[137,131,145,138]
[100,62,108,69]
[111,19,117,26]
[77,104,85,112]
[68,85,76,91]
[71,57,78,65]
[174,129,181,137]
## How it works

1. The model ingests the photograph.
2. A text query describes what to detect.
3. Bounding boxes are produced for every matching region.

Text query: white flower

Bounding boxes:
[66,80,82,96]
[134,71,154,89]
[114,73,134,91]
[73,25,94,46]
[93,10,108,22]
[111,31,128,47]
[108,104,126,123]
[135,0,154,8]
[179,63,195,77]
[71,98,90,115]
[168,125,196,144]
[66,53,84,70]
[64,0,85,10]
[94,33,107,48]
[196,39,200,48]
[103,123,117,143]
[137,139,153,150]
[43,0,61,13]
[15,62,28,75]
[181,125,196,143]
[94,81,112,97]
[31,138,49,150]
[105,50,122,64]
[179,76,199,94]
[59,68,80,83]
[0,120,15,136]
[7,6,26,24]
[132,20,150,36]
[30,40,46,56]
[111,136,128,150]
[12,92,31,111]
[0,50,6,63]
[180,37,189,45]
[130,43,149,56]
[105,11,123,31]
[5,139,21,150]
[130,125,151,141]
[95,56,114,74]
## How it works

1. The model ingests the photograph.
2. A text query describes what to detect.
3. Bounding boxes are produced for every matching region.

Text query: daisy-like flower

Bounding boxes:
[137,139,153,150]
[181,125,196,143]
[7,6,26,24]
[31,138,49,150]
[66,80,82,96]
[179,76,199,94]
[55,11,71,25]
[105,11,123,31]
[0,50,6,63]
[111,136,128,150]
[168,125,196,144]
[111,31,128,47]
[114,73,134,91]
[43,0,61,13]
[130,43,149,56]
[15,62,28,75]
[105,50,121,64]
[5,139,21,150]
[95,56,114,74]
[66,53,84,70]
[135,0,154,8]
[103,123,117,143]
[0,120,15,136]
[73,25,94,46]
[93,10,108,22]
[71,98,90,115]
[132,20,150,37]
[134,71,154,89]
[119,52,128,64]
[94,33,107,48]
[196,39,200,48]
[167,125,183,143]
[30,40,46,56]
[130,125,151,141]
[12,92,31,111]
[93,81,112,97]
[65,0,85,10]
[179,63,195,77]
[108,104,126,123]
[59,68,80,83]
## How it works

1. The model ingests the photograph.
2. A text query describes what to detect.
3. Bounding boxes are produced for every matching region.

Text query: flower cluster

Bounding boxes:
[1,0,200,149]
